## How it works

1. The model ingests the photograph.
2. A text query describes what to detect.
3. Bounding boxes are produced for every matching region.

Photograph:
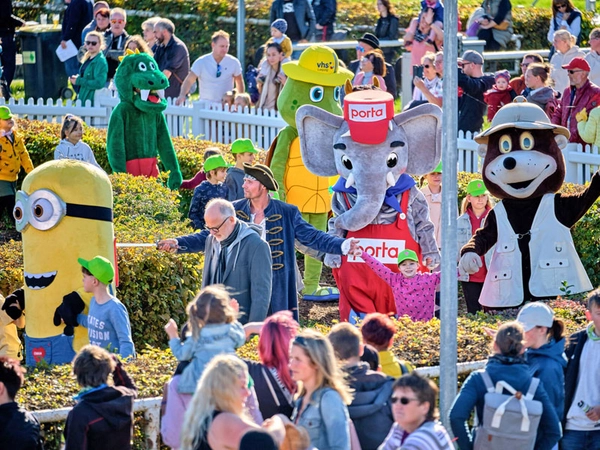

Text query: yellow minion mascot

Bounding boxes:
[2,160,115,365]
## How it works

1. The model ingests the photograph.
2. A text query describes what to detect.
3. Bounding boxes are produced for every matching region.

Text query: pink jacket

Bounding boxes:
[361,252,440,321]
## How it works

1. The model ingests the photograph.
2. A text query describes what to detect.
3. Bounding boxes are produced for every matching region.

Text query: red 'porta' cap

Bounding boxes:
[343,90,395,145]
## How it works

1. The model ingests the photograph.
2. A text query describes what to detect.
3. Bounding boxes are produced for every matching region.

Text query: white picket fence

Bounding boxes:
[2,92,599,184]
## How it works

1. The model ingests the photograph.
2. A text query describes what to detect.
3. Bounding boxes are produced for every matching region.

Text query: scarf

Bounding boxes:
[332,173,416,214]
[488,354,527,365]
[214,222,241,284]
[587,323,600,342]
[73,383,108,401]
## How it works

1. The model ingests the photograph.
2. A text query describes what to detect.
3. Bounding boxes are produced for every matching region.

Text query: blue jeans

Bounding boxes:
[561,429,600,450]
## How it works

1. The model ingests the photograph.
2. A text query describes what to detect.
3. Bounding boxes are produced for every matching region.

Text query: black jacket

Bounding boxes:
[348,59,397,99]
[563,328,588,423]
[61,0,93,48]
[344,363,395,450]
[458,70,495,133]
[312,0,336,27]
[245,359,295,419]
[64,363,137,450]
[0,402,43,450]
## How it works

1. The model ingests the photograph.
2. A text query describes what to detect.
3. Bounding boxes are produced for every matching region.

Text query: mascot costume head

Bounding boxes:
[5,160,115,365]
[106,49,183,189]
[459,98,598,307]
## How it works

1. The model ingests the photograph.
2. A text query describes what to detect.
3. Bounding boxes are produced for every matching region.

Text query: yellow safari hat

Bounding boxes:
[282,45,354,86]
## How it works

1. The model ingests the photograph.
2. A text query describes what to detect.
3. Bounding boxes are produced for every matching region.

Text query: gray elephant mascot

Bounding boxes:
[296,89,442,320]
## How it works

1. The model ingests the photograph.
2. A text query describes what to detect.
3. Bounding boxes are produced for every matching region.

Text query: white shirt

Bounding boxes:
[190,53,242,103]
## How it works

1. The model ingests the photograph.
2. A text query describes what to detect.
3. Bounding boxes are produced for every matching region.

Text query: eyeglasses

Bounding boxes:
[423,64,431,68]
[216,63,222,78]
[390,396,420,405]
[356,45,365,52]
[111,19,125,24]
[204,216,231,233]
[568,69,584,74]
[85,41,99,46]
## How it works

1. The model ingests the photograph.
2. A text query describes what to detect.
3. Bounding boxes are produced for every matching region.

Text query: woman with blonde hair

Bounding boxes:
[289,329,352,450]
[70,31,108,105]
[550,29,585,93]
[180,354,284,450]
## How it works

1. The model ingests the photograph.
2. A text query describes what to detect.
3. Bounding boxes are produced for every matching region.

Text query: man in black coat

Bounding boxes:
[348,33,397,99]
[457,50,494,135]
[60,0,93,77]
[312,0,336,41]
[0,0,25,99]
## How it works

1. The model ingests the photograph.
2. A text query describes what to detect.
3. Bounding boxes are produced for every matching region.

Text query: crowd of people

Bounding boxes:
[1,289,598,449]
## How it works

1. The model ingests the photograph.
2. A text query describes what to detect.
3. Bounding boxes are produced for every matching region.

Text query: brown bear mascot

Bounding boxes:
[459,98,600,309]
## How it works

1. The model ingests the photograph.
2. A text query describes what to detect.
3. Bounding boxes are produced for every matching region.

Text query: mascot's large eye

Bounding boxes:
[310,86,324,103]
[149,62,157,71]
[498,135,512,154]
[138,62,148,72]
[341,155,353,170]
[333,86,341,102]
[520,132,535,150]
[387,152,398,168]
[28,190,66,231]
[13,200,24,224]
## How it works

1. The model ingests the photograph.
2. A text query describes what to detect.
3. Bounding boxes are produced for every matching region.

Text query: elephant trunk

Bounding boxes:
[334,190,387,232]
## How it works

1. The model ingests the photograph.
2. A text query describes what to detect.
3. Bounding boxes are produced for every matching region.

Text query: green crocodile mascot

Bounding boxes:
[106,49,182,189]
[268,45,353,301]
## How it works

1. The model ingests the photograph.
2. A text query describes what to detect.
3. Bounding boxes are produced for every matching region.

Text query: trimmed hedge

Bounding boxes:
[13,0,595,65]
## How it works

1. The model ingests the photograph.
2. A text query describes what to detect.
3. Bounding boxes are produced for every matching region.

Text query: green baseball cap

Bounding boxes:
[78,256,114,284]
[0,106,13,120]
[466,179,489,196]
[398,249,419,264]
[203,154,231,172]
[231,138,259,154]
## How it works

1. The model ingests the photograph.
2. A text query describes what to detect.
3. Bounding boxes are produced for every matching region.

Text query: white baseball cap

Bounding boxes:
[517,302,554,332]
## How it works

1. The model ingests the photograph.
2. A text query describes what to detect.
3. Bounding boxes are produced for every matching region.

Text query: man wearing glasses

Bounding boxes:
[585,28,600,87]
[158,198,272,324]
[103,8,129,80]
[551,57,600,145]
[457,50,494,135]
[509,53,543,96]
[176,30,244,107]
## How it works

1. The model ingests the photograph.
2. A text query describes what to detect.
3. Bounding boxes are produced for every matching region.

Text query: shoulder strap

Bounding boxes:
[479,370,495,393]
[525,377,540,400]
[261,367,281,407]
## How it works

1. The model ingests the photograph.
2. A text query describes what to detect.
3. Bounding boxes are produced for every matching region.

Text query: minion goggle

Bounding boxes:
[13,189,113,232]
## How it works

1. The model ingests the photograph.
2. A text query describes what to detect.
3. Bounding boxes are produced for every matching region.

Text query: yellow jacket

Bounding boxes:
[0,131,34,182]
[577,106,600,149]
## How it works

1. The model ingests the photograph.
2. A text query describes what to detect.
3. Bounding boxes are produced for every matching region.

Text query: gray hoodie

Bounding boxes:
[54,139,101,169]
[202,221,272,323]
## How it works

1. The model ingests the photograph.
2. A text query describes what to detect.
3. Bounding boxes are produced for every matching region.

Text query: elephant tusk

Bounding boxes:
[386,171,396,187]
[389,120,393,131]
[345,172,355,189]
[341,130,351,138]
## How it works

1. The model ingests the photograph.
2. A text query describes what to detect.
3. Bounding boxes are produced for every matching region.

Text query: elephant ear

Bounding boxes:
[393,103,442,176]
[296,104,345,177]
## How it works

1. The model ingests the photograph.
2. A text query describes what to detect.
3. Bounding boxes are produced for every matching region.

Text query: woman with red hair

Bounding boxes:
[244,311,299,419]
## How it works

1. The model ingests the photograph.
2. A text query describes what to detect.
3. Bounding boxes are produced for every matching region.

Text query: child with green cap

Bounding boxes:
[357,247,441,321]
[457,179,493,313]
[77,256,135,359]
[0,106,34,228]
[225,138,258,201]
[188,154,230,229]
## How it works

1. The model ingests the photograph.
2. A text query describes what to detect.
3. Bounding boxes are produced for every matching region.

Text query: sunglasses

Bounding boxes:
[568,69,584,74]
[391,396,420,405]
[556,4,567,7]
[111,19,124,24]
[204,216,231,233]
[356,45,365,52]
[216,63,222,78]
[423,64,431,68]
[85,41,99,46]
[294,335,308,348]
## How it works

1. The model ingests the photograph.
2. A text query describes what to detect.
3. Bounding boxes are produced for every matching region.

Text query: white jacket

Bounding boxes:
[585,50,600,88]
[550,45,586,94]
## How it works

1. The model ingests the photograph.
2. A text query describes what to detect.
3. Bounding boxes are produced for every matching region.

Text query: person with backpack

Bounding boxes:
[449,321,561,450]
[328,323,395,450]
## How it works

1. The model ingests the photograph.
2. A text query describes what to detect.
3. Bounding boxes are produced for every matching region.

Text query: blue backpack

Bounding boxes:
[245,65,260,104]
